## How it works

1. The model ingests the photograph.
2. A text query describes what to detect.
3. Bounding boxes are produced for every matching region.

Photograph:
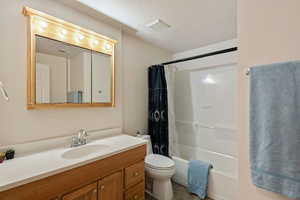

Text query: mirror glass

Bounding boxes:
[92,51,112,103]
[35,36,113,104]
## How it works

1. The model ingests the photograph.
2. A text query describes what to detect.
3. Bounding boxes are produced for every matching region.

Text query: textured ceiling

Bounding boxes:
[76,0,237,53]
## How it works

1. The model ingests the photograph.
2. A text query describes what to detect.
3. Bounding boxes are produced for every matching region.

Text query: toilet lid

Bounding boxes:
[145,154,175,169]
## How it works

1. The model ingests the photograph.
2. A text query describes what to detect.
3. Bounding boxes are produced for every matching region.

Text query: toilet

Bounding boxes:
[138,135,175,200]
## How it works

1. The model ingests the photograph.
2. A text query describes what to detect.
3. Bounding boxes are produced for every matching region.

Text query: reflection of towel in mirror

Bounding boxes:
[67,90,83,103]
[187,160,212,199]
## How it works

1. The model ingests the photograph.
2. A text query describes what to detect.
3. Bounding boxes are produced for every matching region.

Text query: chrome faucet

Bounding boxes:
[71,129,88,147]
[0,81,9,101]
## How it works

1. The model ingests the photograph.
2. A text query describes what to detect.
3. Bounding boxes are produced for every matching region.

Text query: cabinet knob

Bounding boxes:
[134,172,139,176]
[100,185,105,190]
[133,194,139,200]
[93,189,97,194]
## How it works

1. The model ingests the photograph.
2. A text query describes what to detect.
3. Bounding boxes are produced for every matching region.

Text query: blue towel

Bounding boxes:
[187,160,212,199]
[67,90,83,103]
[250,61,300,199]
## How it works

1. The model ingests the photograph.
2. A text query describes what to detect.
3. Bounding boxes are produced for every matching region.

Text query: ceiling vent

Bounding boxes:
[146,19,171,31]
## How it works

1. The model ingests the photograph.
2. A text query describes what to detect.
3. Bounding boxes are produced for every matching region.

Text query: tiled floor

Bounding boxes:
[145,182,212,200]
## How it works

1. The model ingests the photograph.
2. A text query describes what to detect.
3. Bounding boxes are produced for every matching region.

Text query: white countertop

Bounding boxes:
[0,134,146,192]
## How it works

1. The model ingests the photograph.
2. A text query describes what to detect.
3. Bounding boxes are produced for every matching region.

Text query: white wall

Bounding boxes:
[37,53,67,103]
[122,32,172,135]
[0,0,171,146]
[238,1,300,200]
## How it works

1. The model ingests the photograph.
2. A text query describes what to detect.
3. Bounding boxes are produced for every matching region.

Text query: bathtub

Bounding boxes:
[172,156,238,200]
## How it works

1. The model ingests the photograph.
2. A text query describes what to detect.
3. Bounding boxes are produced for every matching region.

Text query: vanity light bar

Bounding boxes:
[23,7,117,56]
[23,6,116,109]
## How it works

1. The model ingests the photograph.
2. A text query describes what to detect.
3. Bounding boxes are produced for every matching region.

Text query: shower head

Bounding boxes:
[58,49,67,53]
[0,81,9,101]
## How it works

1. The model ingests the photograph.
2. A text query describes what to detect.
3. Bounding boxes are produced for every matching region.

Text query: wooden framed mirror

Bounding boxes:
[23,7,117,109]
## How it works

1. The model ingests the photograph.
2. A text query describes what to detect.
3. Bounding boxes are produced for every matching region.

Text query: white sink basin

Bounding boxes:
[62,144,109,159]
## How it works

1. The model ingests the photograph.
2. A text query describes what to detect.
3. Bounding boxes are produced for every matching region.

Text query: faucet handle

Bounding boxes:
[79,129,88,136]
[71,136,79,147]
[78,129,88,145]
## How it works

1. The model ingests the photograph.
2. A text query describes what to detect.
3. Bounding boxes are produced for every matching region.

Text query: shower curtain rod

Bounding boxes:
[160,47,238,66]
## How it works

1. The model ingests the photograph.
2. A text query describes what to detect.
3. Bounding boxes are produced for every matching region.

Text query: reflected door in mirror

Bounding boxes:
[36,63,50,103]
[92,52,112,103]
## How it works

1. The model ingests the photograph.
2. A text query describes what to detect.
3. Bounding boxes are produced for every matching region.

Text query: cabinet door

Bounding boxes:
[125,182,144,200]
[62,182,97,200]
[49,198,60,200]
[98,171,123,200]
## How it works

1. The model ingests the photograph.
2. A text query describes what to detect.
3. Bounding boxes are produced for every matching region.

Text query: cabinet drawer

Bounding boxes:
[125,162,145,189]
[62,182,97,200]
[125,182,144,200]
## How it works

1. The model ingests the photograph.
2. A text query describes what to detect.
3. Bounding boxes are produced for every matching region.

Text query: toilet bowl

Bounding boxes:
[138,135,175,200]
[145,154,175,200]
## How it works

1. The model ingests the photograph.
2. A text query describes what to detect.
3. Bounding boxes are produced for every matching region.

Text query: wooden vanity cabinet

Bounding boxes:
[62,171,123,200]
[0,145,146,200]
[125,182,145,200]
[98,171,123,200]
[62,182,98,200]
[125,162,145,189]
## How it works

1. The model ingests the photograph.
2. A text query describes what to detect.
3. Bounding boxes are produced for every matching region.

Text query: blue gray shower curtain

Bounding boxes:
[148,65,169,157]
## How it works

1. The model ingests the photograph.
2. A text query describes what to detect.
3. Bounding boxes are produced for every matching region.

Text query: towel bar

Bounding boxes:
[246,68,250,76]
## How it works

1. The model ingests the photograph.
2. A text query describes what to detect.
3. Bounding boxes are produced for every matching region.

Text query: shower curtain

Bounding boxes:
[148,65,169,156]
[164,65,177,156]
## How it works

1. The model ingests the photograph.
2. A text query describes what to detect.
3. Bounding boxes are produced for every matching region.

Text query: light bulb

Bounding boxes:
[104,43,111,50]
[74,33,84,43]
[78,34,84,40]
[39,21,48,28]
[93,40,99,45]
[57,29,67,39]
[61,29,67,35]
[37,27,45,33]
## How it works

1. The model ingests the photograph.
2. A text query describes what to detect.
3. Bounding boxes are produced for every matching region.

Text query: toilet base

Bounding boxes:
[152,178,173,200]
[144,154,176,200]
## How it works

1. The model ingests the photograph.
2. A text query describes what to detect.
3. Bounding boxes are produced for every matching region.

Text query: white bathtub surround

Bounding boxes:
[0,129,146,192]
[171,40,238,200]
[172,157,237,200]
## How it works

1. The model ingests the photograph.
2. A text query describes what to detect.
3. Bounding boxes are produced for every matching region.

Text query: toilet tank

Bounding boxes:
[137,134,153,155]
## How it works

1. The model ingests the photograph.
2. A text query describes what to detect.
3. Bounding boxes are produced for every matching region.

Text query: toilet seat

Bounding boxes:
[145,154,175,170]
